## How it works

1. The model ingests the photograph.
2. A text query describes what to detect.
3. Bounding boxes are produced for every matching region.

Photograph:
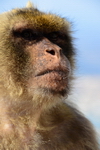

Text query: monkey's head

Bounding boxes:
[0,3,75,102]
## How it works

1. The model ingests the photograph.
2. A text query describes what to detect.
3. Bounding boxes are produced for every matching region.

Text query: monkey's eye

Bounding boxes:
[14,29,39,41]
[47,32,59,41]
[20,29,38,41]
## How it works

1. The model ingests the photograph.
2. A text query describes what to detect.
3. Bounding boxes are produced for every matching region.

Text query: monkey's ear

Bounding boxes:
[26,1,34,8]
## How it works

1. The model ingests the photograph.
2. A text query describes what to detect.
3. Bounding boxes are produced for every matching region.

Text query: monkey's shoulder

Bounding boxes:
[38,104,98,150]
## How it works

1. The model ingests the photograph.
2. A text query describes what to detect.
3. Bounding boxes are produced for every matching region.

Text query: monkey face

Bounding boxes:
[0,8,74,96]
[12,23,72,96]
[27,37,71,95]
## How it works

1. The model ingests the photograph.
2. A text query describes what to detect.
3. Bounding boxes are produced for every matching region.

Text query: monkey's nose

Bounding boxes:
[46,47,62,58]
[46,49,55,55]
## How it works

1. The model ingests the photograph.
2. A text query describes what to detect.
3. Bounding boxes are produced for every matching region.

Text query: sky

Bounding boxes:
[0,0,100,142]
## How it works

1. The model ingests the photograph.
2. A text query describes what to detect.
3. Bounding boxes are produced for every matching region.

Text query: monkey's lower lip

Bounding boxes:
[35,70,68,79]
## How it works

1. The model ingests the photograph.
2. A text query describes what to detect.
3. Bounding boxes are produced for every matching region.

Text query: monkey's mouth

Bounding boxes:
[35,69,69,80]
[30,69,70,95]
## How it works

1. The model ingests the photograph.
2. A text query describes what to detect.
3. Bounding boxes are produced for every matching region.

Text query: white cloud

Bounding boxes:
[68,75,100,141]
[72,76,100,117]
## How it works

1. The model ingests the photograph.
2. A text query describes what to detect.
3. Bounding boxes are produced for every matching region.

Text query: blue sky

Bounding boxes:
[0,0,100,141]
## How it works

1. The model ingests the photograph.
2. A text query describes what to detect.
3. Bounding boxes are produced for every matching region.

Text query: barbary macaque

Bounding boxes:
[0,2,99,150]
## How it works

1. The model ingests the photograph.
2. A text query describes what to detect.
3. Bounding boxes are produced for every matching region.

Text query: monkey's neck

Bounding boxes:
[0,101,42,139]
[0,93,66,134]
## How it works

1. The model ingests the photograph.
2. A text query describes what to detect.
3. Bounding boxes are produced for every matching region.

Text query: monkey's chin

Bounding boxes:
[42,88,68,97]
[28,71,69,96]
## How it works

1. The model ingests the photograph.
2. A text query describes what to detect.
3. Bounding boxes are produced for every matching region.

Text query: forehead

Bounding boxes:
[9,8,70,33]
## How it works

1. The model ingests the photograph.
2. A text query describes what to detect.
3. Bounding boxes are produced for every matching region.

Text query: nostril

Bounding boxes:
[46,50,55,55]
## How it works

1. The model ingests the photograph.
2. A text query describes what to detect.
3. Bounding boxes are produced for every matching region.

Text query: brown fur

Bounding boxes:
[0,3,99,150]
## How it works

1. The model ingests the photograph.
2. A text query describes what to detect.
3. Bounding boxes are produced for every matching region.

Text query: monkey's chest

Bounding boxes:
[1,125,62,150]
[0,123,87,150]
